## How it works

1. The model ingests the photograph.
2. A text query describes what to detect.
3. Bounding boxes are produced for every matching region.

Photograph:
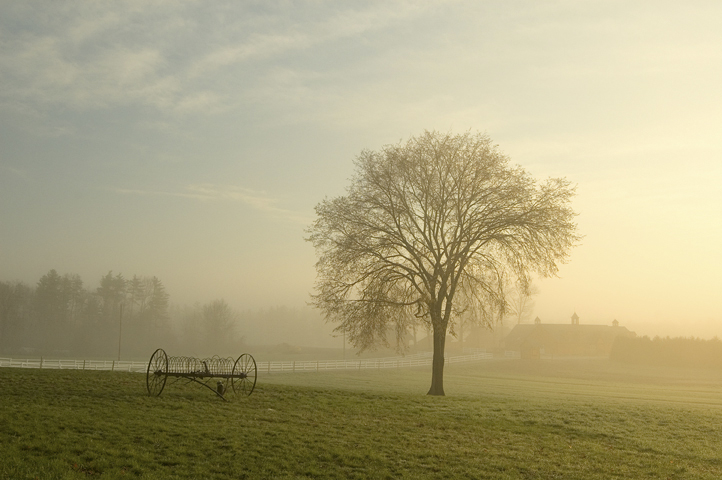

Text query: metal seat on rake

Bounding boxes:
[146,348,257,400]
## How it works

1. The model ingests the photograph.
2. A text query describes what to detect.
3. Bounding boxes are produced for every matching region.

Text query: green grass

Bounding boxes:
[1,359,722,479]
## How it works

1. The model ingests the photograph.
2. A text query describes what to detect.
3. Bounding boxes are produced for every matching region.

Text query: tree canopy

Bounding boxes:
[307,131,579,395]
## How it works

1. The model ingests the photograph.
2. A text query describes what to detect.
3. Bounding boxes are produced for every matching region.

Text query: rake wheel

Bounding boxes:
[146,348,168,396]
[231,353,257,396]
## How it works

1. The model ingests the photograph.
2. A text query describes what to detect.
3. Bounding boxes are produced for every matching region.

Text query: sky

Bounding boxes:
[1,1,721,340]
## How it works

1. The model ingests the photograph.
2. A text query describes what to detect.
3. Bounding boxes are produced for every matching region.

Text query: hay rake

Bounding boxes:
[146,348,257,400]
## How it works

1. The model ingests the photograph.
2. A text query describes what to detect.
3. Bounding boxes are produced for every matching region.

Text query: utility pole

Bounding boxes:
[118,303,123,361]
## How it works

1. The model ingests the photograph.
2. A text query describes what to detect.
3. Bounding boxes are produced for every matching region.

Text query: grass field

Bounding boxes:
[1,358,721,479]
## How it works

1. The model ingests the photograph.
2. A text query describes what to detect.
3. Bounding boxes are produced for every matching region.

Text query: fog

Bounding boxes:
[0,270,342,358]
[1,2,721,356]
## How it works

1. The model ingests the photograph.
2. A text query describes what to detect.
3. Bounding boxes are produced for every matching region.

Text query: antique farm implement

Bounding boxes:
[146,348,257,400]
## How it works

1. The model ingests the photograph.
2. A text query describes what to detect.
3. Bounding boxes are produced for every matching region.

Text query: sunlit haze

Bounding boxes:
[1,1,720,341]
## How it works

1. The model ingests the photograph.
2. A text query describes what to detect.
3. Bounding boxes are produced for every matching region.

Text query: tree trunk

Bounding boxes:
[459,320,464,353]
[427,323,447,396]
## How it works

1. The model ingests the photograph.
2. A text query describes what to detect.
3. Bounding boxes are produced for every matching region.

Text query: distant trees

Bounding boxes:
[64,274,86,327]
[125,275,169,327]
[126,275,146,323]
[34,270,90,351]
[119,275,172,357]
[34,270,68,349]
[0,269,333,358]
[147,277,170,327]
[0,270,175,357]
[97,271,126,323]
[201,300,237,344]
[611,336,722,369]
[506,281,539,325]
[0,281,33,353]
[176,299,243,356]
[308,131,579,395]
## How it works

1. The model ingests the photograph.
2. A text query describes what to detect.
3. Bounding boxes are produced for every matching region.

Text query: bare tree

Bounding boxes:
[201,299,239,354]
[506,281,540,325]
[307,131,579,395]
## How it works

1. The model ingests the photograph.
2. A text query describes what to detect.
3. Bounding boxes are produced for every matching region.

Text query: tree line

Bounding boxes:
[610,335,722,369]
[0,269,243,358]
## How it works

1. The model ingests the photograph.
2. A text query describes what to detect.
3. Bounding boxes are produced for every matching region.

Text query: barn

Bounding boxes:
[503,314,636,359]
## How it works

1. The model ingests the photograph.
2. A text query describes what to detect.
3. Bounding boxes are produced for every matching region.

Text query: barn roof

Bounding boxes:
[504,323,635,349]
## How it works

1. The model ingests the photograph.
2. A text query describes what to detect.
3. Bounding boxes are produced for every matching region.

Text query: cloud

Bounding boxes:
[189,32,311,76]
[111,183,312,224]
[0,1,438,118]
[0,3,189,113]
[0,164,30,181]
[0,32,181,111]
[174,91,226,115]
[189,2,433,74]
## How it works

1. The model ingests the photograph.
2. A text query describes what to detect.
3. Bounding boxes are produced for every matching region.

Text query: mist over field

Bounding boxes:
[1,1,722,357]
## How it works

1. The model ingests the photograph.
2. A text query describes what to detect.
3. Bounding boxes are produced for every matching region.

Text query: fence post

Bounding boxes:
[83,359,86,370]
[112,360,115,372]
[316,361,319,372]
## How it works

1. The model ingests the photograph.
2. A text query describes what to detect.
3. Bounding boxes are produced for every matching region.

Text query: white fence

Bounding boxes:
[0,350,495,374]
[0,357,147,372]
[259,351,494,374]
